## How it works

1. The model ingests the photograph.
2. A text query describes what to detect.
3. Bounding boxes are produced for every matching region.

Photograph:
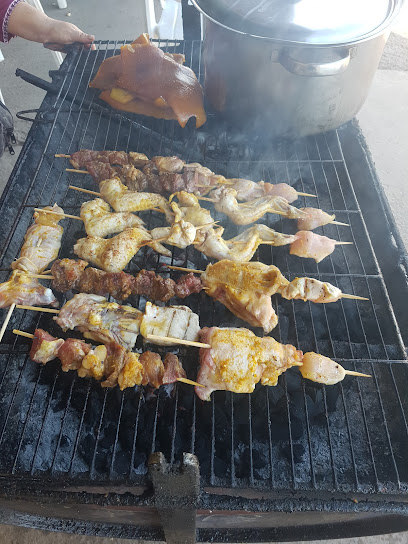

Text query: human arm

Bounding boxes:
[3,1,94,46]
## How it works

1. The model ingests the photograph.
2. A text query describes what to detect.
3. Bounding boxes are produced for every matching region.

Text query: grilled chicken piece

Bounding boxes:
[299,352,353,385]
[228,179,299,203]
[150,221,197,249]
[162,353,187,384]
[74,227,170,273]
[140,301,200,346]
[11,205,64,274]
[0,271,58,308]
[99,178,173,221]
[194,224,297,263]
[171,191,215,228]
[152,156,185,173]
[209,187,306,225]
[289,231,336,263]
[29,328,184,390]
[128,152,149,168]
[29,329,65,364]
[58,338,92,371]
[297,208,336,231]
[80,198,145,238]
[279,278,342,303]
[54,293,142,350]
[196,327,303,401]
[202,261,288,332]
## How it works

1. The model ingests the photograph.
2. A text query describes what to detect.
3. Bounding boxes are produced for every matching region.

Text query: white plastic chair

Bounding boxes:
[145,0,184,40]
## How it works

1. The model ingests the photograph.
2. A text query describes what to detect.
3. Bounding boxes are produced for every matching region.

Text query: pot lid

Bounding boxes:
[192,0,401,45]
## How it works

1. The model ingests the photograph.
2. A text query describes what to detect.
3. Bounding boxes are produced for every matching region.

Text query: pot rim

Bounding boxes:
[191,0,406,47]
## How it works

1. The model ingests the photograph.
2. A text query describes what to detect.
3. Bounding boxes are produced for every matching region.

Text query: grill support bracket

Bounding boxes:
[149,452,200,544]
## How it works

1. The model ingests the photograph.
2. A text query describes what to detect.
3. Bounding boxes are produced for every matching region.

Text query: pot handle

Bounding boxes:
[279,48,351,77]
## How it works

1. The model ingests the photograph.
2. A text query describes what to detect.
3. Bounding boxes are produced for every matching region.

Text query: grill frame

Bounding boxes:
[0,40,408,541]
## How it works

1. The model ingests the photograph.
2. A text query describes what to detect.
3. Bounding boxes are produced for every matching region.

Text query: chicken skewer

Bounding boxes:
[194,327,371,400]
[0,205,64,310]
[16,294,201,350]
[66,186,333,263]
[57,149,316,201]
[13,328,191,391]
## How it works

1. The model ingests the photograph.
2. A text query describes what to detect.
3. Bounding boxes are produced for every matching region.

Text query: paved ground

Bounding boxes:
[1,1,408,543]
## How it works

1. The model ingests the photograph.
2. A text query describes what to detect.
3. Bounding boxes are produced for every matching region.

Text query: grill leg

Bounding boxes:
[149,452,200,544]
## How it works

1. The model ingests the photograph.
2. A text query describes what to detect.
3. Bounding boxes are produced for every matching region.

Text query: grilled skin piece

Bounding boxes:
[0,271,58,308]
[55,293,143,350]
[140,301,200,346]
[54,293,201,349]
[209,187,306,225]
[50,259,203,302]
[202,261,289,333]
[74,227,171,273]
[99,178,173,221]
[12,204,64,274]
[29,328,185,390]
[196,327,303,401]
[0,204,64,308]
[299,352,354,385]
[80,198,145,237]
[90,34,206,128]
[228,179,299,203]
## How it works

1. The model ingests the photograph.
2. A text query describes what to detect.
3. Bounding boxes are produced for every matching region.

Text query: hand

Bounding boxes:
[43,19,95,51]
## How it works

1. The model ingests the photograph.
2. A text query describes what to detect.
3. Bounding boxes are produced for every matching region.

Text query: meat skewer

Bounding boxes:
[58,149,316,201]
[0,205,64,310]
[195,327,371,400]
[13,329,190,391]
[22,259,367,335]
[16,294,201,351]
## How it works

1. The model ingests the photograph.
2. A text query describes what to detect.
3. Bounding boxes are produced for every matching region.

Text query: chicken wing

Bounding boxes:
[80,198,145,237]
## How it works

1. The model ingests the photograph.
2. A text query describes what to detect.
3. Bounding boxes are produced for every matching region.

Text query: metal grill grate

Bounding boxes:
[0,40,407,500]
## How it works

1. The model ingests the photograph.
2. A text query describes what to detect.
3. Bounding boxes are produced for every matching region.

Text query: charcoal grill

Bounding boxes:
[1,34,408,543]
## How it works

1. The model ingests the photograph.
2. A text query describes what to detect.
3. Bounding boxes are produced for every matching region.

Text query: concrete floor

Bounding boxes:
[1,1,408,543]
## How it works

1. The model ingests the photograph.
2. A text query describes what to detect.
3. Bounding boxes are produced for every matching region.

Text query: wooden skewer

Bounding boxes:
[166,265,204,274]
[298,192,316,198]
[195,221,218,229]
[42,270,52,275]
[177,377,205,387]
[145,236,168,245]
[340,294,369,301]
[195,184,217,190]
[34,208,82,221]
[55,154,70,158]
[0,303,16,343]
[145,334,210,348]
[335,241,353,245]
[69,185,101,196]
[331,221,350,227]
[66,168,88,174]
[15,305,59,314]
[16,272,54,280]
[344,370,372,378]
[13,329,34,339]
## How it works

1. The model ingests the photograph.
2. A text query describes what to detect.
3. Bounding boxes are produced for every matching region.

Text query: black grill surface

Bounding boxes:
[1,40,408,522]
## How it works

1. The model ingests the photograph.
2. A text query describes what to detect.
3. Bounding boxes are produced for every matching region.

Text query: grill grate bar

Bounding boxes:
[109,390,126,479]
[129,392,143,479]
[89,388,109,479]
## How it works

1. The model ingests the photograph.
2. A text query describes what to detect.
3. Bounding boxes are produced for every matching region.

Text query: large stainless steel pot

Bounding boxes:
[191,0,405,137]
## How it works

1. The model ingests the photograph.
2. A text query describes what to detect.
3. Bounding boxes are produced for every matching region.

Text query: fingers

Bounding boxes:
[77,31,95,44]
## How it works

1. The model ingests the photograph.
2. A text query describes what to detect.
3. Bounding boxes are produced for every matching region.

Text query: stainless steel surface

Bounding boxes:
[201,18,390,137]
[192,0,404,45]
